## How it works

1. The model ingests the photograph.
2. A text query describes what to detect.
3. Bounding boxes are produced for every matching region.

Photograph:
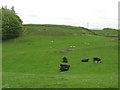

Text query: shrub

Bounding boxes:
[1,7,23,40]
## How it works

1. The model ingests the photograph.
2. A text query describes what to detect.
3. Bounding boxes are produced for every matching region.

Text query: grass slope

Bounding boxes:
[3,24,118,88]
[92,28,119,39]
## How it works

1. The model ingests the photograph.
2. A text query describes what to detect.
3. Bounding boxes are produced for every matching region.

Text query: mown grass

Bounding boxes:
[2,24,118,88]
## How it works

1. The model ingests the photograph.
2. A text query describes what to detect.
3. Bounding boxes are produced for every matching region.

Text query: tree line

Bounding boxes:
[1,6,23,40]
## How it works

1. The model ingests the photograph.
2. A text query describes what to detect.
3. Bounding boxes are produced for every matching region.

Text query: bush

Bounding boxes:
[1,7,23,40]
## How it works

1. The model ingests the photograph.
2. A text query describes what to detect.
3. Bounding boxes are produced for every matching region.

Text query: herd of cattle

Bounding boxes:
[59,56,102,72]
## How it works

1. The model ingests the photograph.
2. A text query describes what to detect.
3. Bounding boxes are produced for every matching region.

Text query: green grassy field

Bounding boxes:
[2,24,118,88]
[92,28,119,39]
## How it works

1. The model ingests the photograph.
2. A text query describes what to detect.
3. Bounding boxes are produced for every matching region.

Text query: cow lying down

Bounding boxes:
[60,64,70,71]
[81,58,89,62]
[93,57,102,63]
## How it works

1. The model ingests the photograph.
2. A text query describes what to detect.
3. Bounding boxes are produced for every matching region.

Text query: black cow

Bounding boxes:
[59,64,70,71]
[62,56,68,63]
[93,57,102,63]
[81,58,89,62]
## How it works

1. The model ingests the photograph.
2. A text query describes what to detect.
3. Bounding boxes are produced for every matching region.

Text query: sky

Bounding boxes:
[1,0,119,29]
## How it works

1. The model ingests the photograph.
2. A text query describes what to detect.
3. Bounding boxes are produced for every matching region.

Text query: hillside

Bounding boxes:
[23,24,96,36]
[23,24,119,39]
[92,28,119,39]
[3,24,118,88]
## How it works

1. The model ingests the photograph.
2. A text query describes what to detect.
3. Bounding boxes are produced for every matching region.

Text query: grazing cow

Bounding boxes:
[93,57,102,63]
[81,58,89,62]
[59,64,70,71]
[62,56,68,63]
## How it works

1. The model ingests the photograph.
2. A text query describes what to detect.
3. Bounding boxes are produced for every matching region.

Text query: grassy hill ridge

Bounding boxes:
[23,24,119,39]
[23,24,97,36]
[92,28,119,39]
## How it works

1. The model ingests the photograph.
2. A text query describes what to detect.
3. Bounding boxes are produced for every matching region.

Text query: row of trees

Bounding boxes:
[1,6,23,40]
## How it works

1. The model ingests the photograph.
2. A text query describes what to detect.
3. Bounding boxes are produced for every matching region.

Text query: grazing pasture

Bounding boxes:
[2,24,118,88]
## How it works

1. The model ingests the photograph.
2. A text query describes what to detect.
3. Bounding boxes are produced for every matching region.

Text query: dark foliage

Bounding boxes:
[1,6,23,40]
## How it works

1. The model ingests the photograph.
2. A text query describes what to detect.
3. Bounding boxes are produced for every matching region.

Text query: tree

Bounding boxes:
[1,6,23,40]
[11,6,15,13]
